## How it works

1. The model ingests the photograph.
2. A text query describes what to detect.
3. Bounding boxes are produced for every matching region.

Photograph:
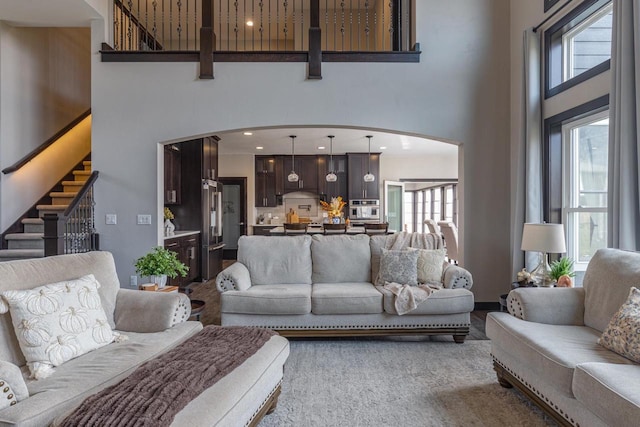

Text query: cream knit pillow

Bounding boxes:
[0,275,119,379]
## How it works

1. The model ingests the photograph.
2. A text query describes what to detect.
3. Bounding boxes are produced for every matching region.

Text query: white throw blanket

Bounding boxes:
[384,282,442,315]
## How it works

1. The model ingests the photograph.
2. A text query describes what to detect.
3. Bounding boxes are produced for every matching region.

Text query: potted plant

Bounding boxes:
[550,257,576,287]
[134,246,188,288]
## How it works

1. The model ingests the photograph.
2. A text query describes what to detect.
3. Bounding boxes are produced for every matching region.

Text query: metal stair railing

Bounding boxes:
[43,171,100,256]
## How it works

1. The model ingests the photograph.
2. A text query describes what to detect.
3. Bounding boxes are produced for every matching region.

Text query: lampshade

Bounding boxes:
[521,223,566,253]
[326,135,337,182]
[288,135,299,182]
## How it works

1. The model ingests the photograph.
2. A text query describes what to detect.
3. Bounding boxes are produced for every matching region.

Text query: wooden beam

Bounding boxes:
[308,0,322,79]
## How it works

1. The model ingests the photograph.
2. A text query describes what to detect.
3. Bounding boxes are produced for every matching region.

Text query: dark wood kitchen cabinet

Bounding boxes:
[164,144,181,205]
[202,136,219,181]
[347,153,380,200]
[255,156,279,207]
[164,233,200,287]
[283,155,319,193]
[317,155,347,201]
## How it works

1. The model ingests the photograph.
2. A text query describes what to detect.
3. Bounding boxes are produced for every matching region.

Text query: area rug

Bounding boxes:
[258,340,555,427]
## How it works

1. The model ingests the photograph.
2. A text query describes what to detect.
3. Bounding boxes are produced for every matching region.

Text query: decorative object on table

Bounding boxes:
[516,268,533,287]
[287,135,299,182]
[520,223,566,287]
[257,214,265,225]
[286,208,299,224]
[134,246,188,288]
[320,196,346,223]
[550,256,575,287]
[164,207,176,237]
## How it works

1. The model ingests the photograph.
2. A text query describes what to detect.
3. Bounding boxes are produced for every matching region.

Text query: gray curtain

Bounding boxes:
[608,0,640,250]
[512,28,544,280]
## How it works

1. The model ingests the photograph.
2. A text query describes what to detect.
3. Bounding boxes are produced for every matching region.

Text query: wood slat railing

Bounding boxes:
[44,171,100,256]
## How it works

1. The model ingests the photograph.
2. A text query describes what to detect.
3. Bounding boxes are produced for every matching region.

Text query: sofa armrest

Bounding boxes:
[442,264,473,289]
[216,262,252,292]
[507,287,585,325]
[114,289,191,332]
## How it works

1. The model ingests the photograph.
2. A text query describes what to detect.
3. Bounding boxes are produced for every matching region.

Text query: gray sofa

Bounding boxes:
[487,248,640,427]
[0,251,289,427]
[216,233,475,341]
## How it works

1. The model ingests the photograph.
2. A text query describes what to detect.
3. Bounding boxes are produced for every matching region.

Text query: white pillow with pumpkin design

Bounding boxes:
[0,274,123,379]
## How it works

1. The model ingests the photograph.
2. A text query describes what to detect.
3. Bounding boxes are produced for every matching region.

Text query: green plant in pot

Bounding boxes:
[549,257,576,287]
[134,246,188,288]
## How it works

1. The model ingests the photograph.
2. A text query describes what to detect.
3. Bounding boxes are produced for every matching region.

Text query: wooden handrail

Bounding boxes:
[64,171,99,217]
[2,109,91,175]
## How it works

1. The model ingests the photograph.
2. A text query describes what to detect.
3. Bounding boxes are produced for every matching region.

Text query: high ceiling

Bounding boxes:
[217,127,458,157]
[0,0,99,27]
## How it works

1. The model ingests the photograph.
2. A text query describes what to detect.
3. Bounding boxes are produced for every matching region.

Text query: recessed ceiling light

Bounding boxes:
[380,146,387,150]
[318,146,326,150]
[246,20,254,27]
[243,132,253,136]
[256,146,264,150]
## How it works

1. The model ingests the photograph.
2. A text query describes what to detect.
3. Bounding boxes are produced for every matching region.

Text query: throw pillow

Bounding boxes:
[0,274,117,379]
[416,248,446,284]
[598,287,640,363]
[0,360,29,409]
[376,249,419,286]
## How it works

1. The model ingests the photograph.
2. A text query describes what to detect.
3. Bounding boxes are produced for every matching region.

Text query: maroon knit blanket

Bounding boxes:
[60,325,278,427]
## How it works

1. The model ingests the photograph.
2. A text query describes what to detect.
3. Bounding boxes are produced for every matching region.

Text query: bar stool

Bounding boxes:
[364,223,389,235]
[323,223,347,234]
[283,223,308,235]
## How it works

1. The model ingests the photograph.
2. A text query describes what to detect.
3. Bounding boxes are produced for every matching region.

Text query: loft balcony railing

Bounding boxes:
[105,0,419,79]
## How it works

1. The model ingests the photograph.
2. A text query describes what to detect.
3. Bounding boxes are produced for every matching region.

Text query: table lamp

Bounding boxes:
[521,223,566,287]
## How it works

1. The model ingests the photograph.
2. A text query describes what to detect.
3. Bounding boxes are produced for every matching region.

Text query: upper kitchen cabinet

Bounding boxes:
[255,155,278,207]
[180,136,219,182]
[164,144,181,205]
[347,153,380,200]
[318,155,347,201]
[283,155,319,193]
[202,136,219,180]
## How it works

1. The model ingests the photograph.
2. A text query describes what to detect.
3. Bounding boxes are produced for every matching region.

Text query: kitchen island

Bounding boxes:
[267,225,395,235]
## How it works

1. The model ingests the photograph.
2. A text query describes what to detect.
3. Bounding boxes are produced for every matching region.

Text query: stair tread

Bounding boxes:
[50,192,78,197]
[62,181,83,185]
[5,233,43,240]
[0,249,44,258]
[73,170,91,175]
[36,204,68,211]
[22,218,44,224]
[83,161,92,166]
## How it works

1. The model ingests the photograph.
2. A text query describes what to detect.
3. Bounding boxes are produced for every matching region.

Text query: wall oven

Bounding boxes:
[349,199,381,223]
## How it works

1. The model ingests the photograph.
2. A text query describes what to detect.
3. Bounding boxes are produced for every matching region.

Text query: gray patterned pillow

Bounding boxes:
[376,249,419,286]
[598,287,640,363]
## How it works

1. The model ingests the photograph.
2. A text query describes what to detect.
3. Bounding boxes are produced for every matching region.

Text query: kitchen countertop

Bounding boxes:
[268,226,395,235]
[164,230,200,240]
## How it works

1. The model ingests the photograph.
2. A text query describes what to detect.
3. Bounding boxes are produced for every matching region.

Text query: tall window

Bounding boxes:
[562,111,609,269]
[402,184,457,232]
[404,191,414,233]
[545,0,612,97]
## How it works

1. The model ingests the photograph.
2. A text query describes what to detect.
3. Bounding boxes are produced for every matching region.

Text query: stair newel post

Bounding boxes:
[308,0,322,79]
[199,0,215,79]
[43,213,65,256]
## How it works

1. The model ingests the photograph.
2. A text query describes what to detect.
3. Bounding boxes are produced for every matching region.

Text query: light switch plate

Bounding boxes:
[137,214,152,225]
[105,214,117,225]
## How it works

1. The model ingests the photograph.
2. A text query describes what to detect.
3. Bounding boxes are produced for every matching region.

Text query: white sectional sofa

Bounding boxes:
[216,233,475,342]
[0,251,289,427]
[486,248,640,427]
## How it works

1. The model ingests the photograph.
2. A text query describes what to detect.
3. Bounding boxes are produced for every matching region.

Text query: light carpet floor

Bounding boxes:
[258,340,556,427]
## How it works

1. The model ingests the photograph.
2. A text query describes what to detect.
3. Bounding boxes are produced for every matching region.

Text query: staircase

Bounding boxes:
[0,161,92,262]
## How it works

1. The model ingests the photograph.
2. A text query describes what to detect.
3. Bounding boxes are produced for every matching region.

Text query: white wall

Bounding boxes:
[0,24,91,230]
[92,0,511,302]
[379,153,458,182]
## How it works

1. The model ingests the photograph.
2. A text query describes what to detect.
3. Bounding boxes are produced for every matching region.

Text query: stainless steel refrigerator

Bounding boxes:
[202,179,224,280]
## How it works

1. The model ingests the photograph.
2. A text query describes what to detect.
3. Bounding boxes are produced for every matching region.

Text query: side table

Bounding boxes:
[190,299,206,321]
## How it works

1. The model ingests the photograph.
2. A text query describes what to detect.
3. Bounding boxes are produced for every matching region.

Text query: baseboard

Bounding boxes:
[474,302,500,311]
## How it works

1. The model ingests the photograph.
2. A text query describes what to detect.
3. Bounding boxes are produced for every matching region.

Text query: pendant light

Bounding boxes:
[363,135,376,182]
[326,135,337,182]
[287,135,299,182]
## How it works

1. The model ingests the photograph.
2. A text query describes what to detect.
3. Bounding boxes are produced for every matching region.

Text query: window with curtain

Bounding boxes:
[562,111,609,269]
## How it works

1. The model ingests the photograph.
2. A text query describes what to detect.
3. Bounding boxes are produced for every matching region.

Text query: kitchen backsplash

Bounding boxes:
[256,192,326,224]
